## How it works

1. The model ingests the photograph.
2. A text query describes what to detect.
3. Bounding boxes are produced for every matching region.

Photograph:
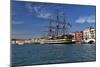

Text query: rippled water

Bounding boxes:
[11,44,96,66]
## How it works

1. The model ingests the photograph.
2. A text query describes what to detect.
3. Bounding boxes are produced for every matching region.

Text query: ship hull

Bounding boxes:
[40,39,76,44]
[45,41,75,44]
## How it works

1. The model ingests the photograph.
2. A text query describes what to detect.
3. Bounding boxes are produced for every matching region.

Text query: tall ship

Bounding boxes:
[40,13,75,44]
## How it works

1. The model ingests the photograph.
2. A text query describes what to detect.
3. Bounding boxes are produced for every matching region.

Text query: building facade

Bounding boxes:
[69,31,83,41]
[75,31,83,41]
[83,27,95,41]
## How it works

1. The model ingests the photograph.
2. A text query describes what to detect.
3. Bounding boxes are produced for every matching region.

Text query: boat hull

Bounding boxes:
[40,40,76,44]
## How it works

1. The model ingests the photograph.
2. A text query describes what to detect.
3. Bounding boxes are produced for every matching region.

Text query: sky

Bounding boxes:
[11,1,96,39]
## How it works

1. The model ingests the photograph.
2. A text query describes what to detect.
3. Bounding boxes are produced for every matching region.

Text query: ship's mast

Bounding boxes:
[55,15,59,36]
[48,16,53,36]
[48,10,71,37]
[62,14,66,35]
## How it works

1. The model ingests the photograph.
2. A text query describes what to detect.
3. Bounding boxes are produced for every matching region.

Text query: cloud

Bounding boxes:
[25,3,33,13]
[33,6,52,19]
[25,3,53,19]
[25,3,65,19]
[75,15,95,23]
[87,15,95,23]
[37,12,51,18]
[75,17,86,23]
[12,21,24,24]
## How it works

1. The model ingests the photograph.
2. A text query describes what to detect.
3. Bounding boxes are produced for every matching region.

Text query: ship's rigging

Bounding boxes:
[48,13,71,38]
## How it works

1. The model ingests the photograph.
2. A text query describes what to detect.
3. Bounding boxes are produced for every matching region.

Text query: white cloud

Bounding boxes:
[33,6,52,19]
[25,3,33,13]
[37,12,51,18]
[75,17,86,23]
[25,3,66,19]
[12,21,24,24]
[25,3,53,19]
[75,15,95,23]
[87,15,95,23]
[33,6,41,12]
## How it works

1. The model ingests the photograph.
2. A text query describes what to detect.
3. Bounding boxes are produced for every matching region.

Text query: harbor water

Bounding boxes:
[11,43,96,66]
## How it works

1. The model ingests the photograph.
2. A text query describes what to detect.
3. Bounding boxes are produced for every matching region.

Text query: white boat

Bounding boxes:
[40,39,75,44]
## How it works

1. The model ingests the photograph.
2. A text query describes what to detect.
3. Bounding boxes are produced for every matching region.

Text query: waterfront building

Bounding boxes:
[69,31,83,42]
[69,32,76,41]
[75,31,83,41]
[31,37,41,43]
[24,39,32,44]
[83,27,95,43]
